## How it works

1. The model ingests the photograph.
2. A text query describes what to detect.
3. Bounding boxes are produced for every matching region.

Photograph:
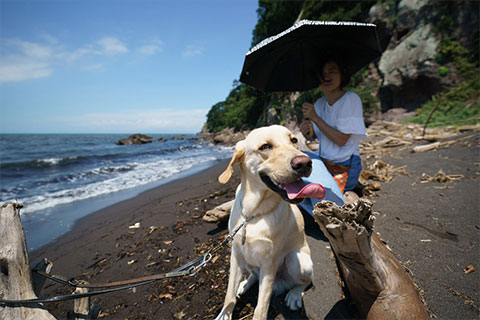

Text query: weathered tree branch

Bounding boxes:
[314,200,429,319]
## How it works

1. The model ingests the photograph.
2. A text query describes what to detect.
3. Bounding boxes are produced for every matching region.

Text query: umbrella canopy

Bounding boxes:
[240,20,382,92]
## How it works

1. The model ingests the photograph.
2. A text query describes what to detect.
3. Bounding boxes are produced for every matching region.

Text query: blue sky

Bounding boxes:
[0,0,259,133]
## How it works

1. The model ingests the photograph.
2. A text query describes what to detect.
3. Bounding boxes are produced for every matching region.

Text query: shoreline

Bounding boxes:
[30,159,231,258]
[24,158,230,252]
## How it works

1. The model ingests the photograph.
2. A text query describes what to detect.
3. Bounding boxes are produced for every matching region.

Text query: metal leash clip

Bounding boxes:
[188,251,213,276]
[67,278,80,287]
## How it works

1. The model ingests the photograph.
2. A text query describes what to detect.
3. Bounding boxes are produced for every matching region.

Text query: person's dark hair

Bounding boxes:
[317,55,350,89]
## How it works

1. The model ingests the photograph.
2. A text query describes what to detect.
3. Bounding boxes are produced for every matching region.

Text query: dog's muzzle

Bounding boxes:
[259,155,325,204]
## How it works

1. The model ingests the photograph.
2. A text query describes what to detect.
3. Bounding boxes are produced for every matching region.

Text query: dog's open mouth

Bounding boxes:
[260,173,325,204]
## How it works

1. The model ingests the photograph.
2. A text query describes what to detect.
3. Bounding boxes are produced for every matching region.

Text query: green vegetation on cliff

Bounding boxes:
[409,1,480,126]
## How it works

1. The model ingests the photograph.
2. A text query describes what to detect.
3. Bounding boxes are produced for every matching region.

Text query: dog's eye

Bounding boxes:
[291,137,298,144]
[259,143,272,151]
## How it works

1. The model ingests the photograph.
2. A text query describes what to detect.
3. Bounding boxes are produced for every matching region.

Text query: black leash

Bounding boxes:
[0,219,246,307]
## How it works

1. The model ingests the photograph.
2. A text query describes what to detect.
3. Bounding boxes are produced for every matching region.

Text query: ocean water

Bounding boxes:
[0,134,232,251]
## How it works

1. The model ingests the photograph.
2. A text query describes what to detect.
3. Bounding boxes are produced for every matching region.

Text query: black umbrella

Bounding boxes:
[239,20,382,92]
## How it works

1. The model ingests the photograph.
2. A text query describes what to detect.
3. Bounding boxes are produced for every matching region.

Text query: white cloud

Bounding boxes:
[138,39,164,55]
[182,44,204,57]
[139,44,162,55]
[83,63,104,71]
[96,37,129,56]
[12,39,54,59]
[39,33,59,45]
[0,57,52,83]
[0,39,59,83]
[0,35,166,84]
[53,108,208,133]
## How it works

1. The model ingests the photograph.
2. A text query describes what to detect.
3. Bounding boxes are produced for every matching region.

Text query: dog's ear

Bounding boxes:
[219,141,245,184]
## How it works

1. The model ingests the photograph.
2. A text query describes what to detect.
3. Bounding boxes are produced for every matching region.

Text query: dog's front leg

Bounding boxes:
[215,250,244,320]
[252,266,276,320]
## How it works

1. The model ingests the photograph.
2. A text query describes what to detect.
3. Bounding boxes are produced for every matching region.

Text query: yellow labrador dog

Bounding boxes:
[215,125,325,320]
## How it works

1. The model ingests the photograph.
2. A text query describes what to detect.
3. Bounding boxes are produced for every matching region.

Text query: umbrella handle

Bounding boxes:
[302,91,314,138]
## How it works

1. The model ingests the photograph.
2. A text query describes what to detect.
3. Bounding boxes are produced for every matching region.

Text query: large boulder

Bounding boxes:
[116,134,153,145]
[211,128,248,145]
[396,0,431,34]
[370,0,478,111]
[378,23,441,110]
[368,2,396,50]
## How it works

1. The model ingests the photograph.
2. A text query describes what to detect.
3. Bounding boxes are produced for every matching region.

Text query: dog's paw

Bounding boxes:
[236,274,257,298]
[285,287,304,311]
[215,310,232,320]
[236,279,249,298]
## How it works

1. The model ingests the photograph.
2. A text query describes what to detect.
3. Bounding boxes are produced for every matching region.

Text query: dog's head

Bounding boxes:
[219,125,325,204]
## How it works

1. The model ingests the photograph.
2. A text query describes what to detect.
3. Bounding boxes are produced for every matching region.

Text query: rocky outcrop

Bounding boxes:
[116,134,153,145]
[378,23,441,110]
[369,0,478,111]
[209,128,248,145]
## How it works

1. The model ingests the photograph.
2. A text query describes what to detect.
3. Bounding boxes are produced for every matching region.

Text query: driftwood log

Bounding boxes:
[202,199,234,223]
[313,200,429,320]
[0,203,56,320]
[0,203,100,320]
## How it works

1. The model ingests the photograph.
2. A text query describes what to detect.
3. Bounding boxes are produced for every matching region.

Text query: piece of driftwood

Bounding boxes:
[413,134,476,153]
[32,258,54,297]
[202,199,234,223]
[313,200,429,320]
[0,202,56,320]
[66,280,101,320]
[412,141,441,153]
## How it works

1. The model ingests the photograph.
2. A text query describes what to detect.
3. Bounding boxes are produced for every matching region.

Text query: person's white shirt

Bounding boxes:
[311,91,366,163]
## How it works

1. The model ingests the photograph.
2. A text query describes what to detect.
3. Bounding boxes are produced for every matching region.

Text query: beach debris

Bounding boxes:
[162,240,174,245]
[208,190,228,199]
[127,259,137,265]
[203,199,235,223]
[359,121,479,158]
[421,169,464,183]
[361,160,408,183]
[374,136,412,148]
[145,261,158,268]
[158,292,173,300]
[129,222,141,229]
[464,264,475,274]
[87,258,107,269]
[148,225,160,235]
[413,134,477,153]
[174,310,187,319]
[444,284,480,311]
[412,142,441,153]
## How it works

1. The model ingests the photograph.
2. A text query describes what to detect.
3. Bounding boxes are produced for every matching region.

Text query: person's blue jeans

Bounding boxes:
[335,154,362,192]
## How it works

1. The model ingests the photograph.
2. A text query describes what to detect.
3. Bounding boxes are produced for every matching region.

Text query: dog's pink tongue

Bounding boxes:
[285,180,326,200]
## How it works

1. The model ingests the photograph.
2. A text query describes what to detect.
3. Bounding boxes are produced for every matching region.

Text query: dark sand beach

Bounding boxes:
[29,129,479,319]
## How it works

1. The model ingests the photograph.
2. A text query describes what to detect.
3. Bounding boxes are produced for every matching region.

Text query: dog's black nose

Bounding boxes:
[291,155,312,175]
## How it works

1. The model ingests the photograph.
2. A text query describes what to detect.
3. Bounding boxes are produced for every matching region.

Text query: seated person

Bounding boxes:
[299,57,366,213]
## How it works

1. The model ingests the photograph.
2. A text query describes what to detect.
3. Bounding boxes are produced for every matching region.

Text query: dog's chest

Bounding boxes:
[234,219,289,267]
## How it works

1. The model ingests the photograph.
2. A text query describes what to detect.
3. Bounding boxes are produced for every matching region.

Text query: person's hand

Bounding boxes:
[300,120,315,140]
[302,102,317,120]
